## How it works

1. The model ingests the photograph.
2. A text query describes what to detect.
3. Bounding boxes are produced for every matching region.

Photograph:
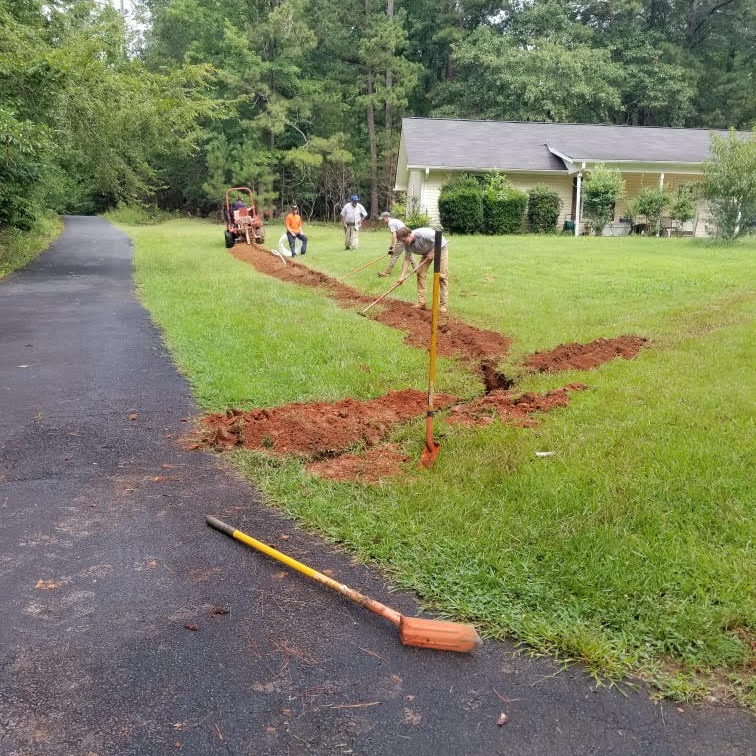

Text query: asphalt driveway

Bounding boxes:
[0,216,752,755]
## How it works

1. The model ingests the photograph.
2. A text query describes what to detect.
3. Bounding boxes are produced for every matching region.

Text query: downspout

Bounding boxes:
[574,165,584,237]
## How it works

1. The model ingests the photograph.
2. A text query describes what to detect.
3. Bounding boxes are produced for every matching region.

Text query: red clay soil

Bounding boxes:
[306,444,409,484]
[231,244,511,363]
[525,336,647,372]
[447,383,588,427]
[194,389,456,457]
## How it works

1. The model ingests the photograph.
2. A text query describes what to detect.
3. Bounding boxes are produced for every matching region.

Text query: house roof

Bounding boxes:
[401,118,741,171]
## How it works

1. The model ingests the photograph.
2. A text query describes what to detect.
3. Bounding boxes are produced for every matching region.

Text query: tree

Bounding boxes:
[433,26,622,123]
[635,187,671,235]
[582,164,625,235]
[702,129,756,240]
[669,184,697,233]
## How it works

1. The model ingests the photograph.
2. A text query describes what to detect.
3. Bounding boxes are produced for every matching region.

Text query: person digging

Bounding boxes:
[377,211,417,279]
[395,225,449,314]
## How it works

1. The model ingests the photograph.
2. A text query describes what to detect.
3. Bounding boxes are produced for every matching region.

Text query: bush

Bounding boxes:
[405,210,431,228]
[527,185,563,233]
[582,164,625,235]
[439,185,483,233]
[670,184,697,232]
[636,187,670,235]
[482,187,527,234]
[104,202,177,226]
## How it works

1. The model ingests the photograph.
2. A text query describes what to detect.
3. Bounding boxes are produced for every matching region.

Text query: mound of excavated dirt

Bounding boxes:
[447,383,588,427]
[231,245,511,363]
[195,389,456,456]
[306,444,409,484]
[525,336,647,372]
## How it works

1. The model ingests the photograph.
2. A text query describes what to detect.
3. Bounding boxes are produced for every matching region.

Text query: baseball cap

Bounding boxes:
[351,195,359,201]
[380,211,391,218]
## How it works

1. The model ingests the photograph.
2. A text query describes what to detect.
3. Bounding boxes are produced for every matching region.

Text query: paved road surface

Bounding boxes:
[0,216,752,755]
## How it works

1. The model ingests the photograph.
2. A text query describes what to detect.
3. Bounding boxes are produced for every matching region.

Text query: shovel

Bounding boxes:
[419,230,443,469]
[206,516,482,653]
[358,257,432,316]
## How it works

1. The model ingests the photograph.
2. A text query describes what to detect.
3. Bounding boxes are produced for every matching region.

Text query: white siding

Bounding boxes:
[508,173,574,232]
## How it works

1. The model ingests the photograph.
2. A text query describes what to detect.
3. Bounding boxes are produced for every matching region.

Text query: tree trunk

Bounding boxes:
[364,0,378,218]
[384,0,394,212]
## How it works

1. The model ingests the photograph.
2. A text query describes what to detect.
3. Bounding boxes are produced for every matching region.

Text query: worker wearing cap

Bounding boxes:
[340,195,368,250]
[395,226,449,314]
[285,204,307,256]
[377,211,417,278]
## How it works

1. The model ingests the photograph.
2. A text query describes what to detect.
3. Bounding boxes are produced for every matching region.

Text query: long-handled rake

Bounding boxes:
[419,230,443,469]
[358,257,432,316]
[206,516,482,653]
[337,252,387,282]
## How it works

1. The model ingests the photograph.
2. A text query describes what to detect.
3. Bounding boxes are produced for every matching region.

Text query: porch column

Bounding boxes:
[574,171,583,237]
[659,172,665,189]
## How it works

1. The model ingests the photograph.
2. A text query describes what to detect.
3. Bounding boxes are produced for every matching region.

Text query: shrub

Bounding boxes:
[104,202,176,226]
[636,187,670,235]
[669,184,697,232]
[405,210,431,228]
[527,185,563,233]
[703,129,756,240]
[482,187,527,234]
[582,164,625,235]
[439,184,483,233]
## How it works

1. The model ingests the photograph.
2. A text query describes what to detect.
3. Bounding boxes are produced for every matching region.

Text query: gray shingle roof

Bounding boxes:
[402,118,740,171]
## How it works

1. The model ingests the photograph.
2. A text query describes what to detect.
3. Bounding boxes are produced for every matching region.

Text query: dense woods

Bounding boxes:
[1,0,754,229]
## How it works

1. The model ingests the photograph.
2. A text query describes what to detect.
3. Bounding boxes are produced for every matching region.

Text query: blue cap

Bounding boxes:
[351,195,359,201]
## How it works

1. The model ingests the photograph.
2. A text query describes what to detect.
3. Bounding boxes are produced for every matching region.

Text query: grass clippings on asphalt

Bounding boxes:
[126,218,756,706]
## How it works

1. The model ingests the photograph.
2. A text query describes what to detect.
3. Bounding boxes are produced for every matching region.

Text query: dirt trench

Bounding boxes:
[232,244,512,364]
[192,243,649,483]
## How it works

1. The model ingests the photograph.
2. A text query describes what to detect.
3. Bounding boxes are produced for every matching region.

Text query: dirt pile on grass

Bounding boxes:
[525,336,647,372]
[231,244,511,363]
[194,389,456,457]
[447,383,588,427]
[306,444,409,484]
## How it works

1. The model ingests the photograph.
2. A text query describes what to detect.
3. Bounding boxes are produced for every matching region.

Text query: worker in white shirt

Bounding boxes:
[377,211,417,278]
[340,195,368,250]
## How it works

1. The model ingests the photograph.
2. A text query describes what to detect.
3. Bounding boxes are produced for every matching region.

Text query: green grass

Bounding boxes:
[0,211,63,279]
[126,218,756,705]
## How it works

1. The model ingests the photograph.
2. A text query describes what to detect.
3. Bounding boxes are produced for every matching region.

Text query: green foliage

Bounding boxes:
[104,203,177,226]
[439,183,484,234]
[527,185,563,233]
[434,26,622,122]
[0,108,50,230]
[670,185,697,230]
[482,187,527,235]
[582,164,625,235]
[0,209,61,278]
[636,187,671,235]
[703,129,756,241]
[405,210,431,228]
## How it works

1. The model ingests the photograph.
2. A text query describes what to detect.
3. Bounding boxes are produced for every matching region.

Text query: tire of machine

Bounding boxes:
[224,230,235,248]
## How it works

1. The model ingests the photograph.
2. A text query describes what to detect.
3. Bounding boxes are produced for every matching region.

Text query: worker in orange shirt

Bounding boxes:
[285,203,307,256]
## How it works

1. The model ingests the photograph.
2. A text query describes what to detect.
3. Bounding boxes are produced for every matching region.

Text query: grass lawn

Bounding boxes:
[126,217,755,705]
[0,211,62,279]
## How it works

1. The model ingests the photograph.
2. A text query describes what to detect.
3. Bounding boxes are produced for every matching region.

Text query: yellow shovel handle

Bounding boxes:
[206,516,402,626]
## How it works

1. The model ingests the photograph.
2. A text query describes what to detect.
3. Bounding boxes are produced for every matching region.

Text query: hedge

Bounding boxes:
[438,186,483,233]
[527,185,562,233]
[482,188,527,234]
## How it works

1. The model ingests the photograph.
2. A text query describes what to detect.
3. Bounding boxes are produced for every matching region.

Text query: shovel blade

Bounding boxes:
[400,616,482,653]
[419,441,440,469]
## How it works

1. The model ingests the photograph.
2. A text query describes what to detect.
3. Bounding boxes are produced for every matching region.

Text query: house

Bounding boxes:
[394,118,736,236]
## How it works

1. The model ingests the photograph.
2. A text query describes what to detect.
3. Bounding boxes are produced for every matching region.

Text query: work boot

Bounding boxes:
[439,305,447,314]
[377,271,388,277]
[412,303,426,310]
